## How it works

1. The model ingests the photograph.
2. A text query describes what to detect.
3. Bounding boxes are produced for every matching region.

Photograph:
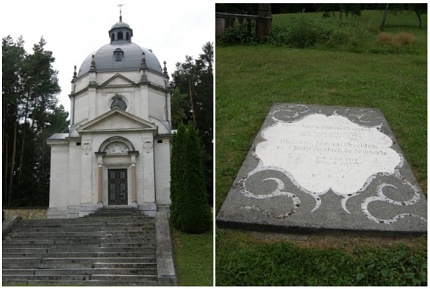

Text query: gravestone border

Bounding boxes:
[216,103,427,236]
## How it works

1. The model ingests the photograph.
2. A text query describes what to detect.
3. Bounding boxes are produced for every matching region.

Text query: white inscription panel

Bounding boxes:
[255,114,401,195]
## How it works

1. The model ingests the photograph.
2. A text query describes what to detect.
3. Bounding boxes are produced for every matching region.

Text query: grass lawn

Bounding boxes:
[215,10,427,286]
[172,226,213,286]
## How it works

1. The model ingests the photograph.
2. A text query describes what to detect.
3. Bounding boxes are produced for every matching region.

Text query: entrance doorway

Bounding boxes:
[108,169,128,205]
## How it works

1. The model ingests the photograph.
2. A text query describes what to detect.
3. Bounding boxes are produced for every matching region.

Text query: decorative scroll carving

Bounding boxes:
[238,106,427,225]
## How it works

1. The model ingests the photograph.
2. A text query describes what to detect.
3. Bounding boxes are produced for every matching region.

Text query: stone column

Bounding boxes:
[128,151,139,207]
[256,4,272,41]
[95,152,105,207]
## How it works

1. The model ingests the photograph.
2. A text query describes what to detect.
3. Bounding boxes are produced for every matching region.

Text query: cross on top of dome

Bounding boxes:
[109,4,133,43]
[117,4,124,22]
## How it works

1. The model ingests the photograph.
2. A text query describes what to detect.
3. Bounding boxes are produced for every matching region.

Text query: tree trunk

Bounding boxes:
[18,97,30,184]
[4,138,9,204]
[380,4,390,31]
[188,79,197,128]
[415,9,422,29]
[8,120,18,207]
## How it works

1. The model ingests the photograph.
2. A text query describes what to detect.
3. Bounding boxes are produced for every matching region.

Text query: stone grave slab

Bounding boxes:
[216,103,427,235]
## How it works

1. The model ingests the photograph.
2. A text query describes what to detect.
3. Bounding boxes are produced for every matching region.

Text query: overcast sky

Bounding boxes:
[1,0,214,113]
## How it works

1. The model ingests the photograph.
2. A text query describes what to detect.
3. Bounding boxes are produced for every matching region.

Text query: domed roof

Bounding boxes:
[77,17,163,77]
[111,21,131,29]
[78,43,162,77]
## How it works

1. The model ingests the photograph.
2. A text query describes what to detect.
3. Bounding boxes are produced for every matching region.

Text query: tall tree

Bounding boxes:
[171,42,214,204]
[25,37,62,205]
[2,35,26,206]
[2,35,68,207]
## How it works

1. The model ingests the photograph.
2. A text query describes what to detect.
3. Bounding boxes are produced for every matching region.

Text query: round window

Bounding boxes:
[110,94,127,111]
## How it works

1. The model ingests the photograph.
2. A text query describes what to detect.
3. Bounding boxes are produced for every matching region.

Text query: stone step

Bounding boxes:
[2,242,156,249]
[2,275,158,286]
[2,248,48,254]
[3,275,158,286]
[3,261,157,270]
[17,218,154,225]
[12,226,154,233]
[13,220,155,226]
[91,274,158,282]
[3,236,155,245]
[3,256,157,262]
[28,279,158,286]
[3,257,156,267]
[2,242,156,254]
[3,251,156,258]
[3,267,157,276]
[93,262,156,269]
[90,211,147,215]
[50,246,155,253]
[3,237,155,244]
[2,211,162,286]
[91,208,139,214]
[17,219,154,227]
[7,231,155,238]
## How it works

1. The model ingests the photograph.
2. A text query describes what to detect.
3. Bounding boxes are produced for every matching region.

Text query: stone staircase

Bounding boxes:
[2,208,159,286]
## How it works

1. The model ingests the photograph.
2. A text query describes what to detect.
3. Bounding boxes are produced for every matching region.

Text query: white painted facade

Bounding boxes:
[47,16,172,218]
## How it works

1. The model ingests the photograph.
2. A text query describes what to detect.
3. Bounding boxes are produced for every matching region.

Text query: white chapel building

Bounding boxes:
[47,14,172,218]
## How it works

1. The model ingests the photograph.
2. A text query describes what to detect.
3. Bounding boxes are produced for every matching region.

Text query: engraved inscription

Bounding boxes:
[256,114,401,195]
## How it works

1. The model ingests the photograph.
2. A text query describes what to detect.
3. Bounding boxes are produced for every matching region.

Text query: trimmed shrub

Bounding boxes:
[392,32,416,47]
[170,123,211,234]
[376,32,393,45]
[170,124,186,226]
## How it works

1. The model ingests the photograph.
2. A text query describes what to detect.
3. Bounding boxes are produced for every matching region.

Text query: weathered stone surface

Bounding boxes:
[2,208,165,286]
[3,209,47,220]
[217,103,427,235]
[156,212,177,286]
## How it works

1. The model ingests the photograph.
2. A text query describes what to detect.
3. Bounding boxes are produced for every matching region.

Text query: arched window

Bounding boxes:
[111,33,115,42]
[126,32,130,41]
[118,31,123,40]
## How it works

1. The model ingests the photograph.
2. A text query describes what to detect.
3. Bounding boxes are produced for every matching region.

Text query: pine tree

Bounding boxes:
[2,35,68,207]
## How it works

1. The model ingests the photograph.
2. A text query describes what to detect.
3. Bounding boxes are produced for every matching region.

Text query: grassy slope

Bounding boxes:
[172,227,213,286]
[216,47,427,209]
[272,10,427,53]
[215,10,427,286]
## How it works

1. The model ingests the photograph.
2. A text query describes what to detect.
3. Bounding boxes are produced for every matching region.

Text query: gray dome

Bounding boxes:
[77,18,162,77]
[111,21,130,29]
[78,42,162,77]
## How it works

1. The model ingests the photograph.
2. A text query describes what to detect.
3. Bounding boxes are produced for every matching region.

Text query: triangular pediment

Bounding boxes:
[100,73,137,88]
[77,109,157,134]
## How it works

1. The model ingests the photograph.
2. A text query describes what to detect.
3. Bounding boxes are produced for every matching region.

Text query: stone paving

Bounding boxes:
[217,103,427,235]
